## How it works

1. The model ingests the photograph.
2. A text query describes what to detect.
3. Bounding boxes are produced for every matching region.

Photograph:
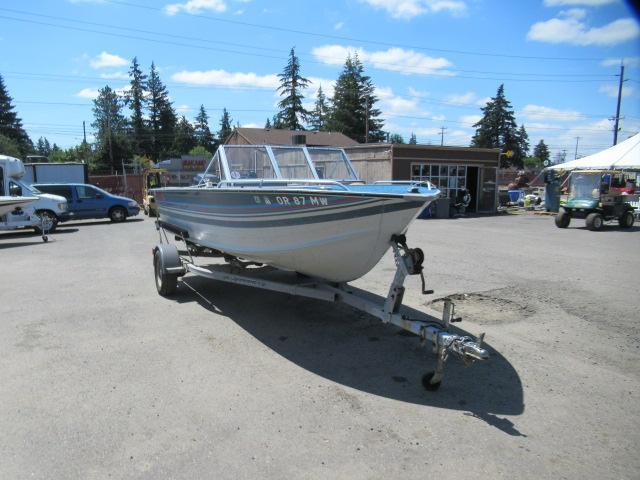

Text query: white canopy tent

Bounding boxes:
[549,133,640,171]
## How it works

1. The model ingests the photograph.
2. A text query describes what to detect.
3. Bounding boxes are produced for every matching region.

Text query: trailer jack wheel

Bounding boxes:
[421,372,442,391]
[154,249,178,296]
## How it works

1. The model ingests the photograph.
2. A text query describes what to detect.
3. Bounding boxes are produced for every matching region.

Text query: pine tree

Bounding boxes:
[276,47,310,130]
[328,54,384,143]
[147,62,176,160]
[308,85,329,131]
[272,113,285,129]
[533,139,549,164]
[471,84,524,168]
[91,85,131,172]
[389,133,405,144]
[35,137,52,157]
[125,57,148,154]
[265,118,272,129]
[172,115,197,155]
[194,105,214,151]
[409,133,417,144]
[517,125,529,157]
[218,108,233,143]
[0,74,33,155]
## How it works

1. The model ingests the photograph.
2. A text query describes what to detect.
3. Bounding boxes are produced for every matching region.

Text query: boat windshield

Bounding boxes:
[568,173,601,201]
[271,147,315,179]
[307,148,357,181]
[223,146,275,180]
[211,145,359,183]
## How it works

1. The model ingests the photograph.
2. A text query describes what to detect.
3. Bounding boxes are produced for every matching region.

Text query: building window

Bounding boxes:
[410,163,467,199]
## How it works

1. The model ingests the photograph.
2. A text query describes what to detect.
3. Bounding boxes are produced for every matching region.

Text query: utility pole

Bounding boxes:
[82,121,87,144]
[613,63,625,145]
[440,126,447,146]
[574,136,580,159]
[364,97,369,144]
[106,116,114,174]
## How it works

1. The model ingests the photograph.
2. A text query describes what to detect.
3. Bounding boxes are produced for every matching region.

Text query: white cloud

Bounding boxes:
[599,84,634,98]
[459,114,481,126]
[544,0,615,6]
[520,104,583,122]
[76,85,129,99]
[76,88,100,99]
[445,91,475,105]
[334,21,344,30]
[408,87,429,97]
[377,87,425,115]
[176,104,191,113]
[240,123,260,128]
[476,96,491,107]
[164,0,227,15]
[90,51,128,69]
[312,44,453,76]
[601,56,640,67]
[360,0,466,19]
[99,71,129,80]
[528,15,639,46]
[171,69,279,89]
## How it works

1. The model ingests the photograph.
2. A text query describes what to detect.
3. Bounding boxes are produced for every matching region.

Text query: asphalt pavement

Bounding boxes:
[0,214,638,479]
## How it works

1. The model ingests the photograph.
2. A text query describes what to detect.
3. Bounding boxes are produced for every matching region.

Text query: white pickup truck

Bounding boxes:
[0,155,71,234]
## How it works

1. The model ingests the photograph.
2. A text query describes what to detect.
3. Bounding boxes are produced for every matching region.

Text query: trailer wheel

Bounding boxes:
[619,211,635,229]
[555,209,570,228]
[421,372,442,391]
[586,212,603,231]
[154,250,178,296]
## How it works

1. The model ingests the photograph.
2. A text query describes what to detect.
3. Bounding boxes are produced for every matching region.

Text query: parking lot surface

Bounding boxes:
[1,215,638,479]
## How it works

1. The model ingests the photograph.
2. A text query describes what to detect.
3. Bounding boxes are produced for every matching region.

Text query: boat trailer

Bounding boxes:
[152,221,489,391]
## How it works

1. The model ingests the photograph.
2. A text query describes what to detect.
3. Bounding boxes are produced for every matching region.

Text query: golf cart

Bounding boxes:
[555,170,637,231]
[142,167,167,216]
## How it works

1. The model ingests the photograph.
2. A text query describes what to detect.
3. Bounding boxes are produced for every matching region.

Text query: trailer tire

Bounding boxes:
[154,249,178,296]
[586,212,603,231]
[619,211,634,229]
[33,210,58,234]
[555,209,570,228]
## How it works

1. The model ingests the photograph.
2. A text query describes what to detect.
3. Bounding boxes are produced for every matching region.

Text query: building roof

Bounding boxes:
[229,128,359,147]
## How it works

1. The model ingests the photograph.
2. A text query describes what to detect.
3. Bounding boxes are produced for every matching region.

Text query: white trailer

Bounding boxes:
[23,162,88,184]
[0,155,70,237]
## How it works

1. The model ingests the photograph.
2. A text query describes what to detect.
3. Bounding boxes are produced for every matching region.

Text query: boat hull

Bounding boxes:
[155,188,434,282]
[0,197,38,217]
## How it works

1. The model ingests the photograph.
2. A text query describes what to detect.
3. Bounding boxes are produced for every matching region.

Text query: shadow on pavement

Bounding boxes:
[61,218,145,228]
[171,270,525,434]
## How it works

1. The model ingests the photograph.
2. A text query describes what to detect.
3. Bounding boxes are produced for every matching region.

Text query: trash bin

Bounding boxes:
[434,198,450,219]
[508,189,523,203]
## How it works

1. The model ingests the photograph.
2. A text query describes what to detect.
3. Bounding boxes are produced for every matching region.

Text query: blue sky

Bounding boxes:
[1,0,639,159]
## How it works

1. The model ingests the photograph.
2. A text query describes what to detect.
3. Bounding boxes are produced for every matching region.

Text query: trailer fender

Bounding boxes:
[153,244,184,276]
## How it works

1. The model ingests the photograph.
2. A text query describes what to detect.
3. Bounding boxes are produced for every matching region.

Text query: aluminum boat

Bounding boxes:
[153,145,439,282]
[0,196,38,217]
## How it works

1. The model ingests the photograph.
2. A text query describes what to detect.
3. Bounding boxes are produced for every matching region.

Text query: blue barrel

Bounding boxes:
[508,190,523,203]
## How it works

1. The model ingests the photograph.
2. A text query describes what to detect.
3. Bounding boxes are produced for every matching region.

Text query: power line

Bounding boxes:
[0,9,619,80]
[102,0,609,62]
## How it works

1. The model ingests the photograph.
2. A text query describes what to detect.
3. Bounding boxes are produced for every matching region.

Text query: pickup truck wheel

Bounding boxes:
[33,210,58,234]
[109,206,127,223]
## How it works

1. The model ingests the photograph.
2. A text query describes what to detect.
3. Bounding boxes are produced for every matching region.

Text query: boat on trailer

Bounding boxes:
[151,145,489,390]
[153,145,439,282]
[0,196,38,217]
